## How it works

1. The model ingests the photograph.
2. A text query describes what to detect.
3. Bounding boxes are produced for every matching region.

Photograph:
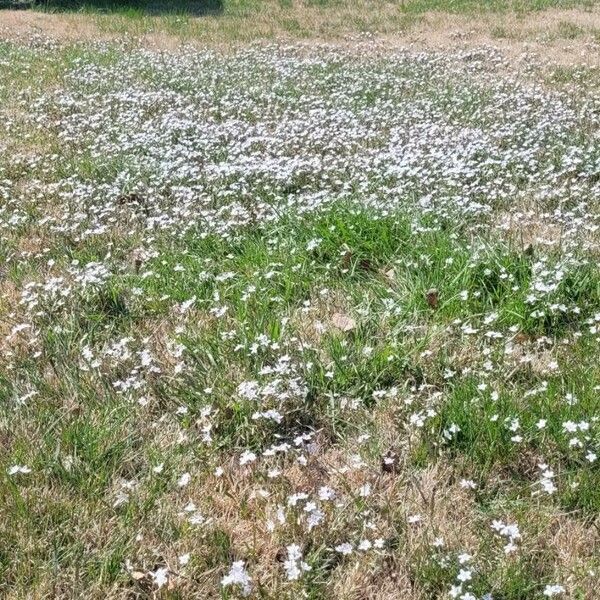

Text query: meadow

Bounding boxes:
[0,1,599,599]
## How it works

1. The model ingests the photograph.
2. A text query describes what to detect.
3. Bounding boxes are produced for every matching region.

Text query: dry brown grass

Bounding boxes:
[495,200,600,255]
[545,515,600,597]
[290,288,354,348]
[0,5,599,65]
[0,6,598,598]
[327,462,481,599]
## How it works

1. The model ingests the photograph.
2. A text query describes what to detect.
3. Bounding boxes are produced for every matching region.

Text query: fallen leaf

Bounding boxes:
[332,313,356,332]
[341,249,353,270]
[425,288,439,309]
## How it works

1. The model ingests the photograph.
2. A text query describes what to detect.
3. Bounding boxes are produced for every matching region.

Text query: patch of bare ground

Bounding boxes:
[0,7,599,65]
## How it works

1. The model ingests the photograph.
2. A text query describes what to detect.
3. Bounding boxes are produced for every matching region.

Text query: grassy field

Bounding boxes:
[0,0,599,43]
[0,2,600,599]
[23,0,598,17]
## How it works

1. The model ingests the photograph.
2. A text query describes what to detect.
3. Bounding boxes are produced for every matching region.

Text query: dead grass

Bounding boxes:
[290,288,353,348]
[0,6,599,64]
[329,463,481,599]
[0,8,598,598]
[495,203,600,255]
[544,514,600,597]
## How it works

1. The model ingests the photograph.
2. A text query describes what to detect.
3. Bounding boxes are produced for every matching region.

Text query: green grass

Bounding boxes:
[4,0,593,43]
[0,30,599,599]
[22,0,596,16]
[401,0,594,12]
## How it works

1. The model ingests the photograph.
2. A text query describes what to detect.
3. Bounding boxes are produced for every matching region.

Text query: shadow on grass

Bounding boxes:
[0,0,223,15]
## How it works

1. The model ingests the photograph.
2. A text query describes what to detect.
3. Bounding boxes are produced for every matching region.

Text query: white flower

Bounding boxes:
[283,544,311,580]
[358,539,372,551]
[540,478,557,494]
[239,451,257,465]
[449,584,463,598]
[318,486,335,501]
[543,584,565,597]
[221,561,252,596]
[150,567,169,589]
[491,520,521,553]
[189,513,206,526]
[8,465,31,476]
[358,483,371,497]
[335,542,353,555]
[459,479,476,489]
[179,296,196,313]
[177,472,191,487]
[306,507,324,531]
[113,491,129,508]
